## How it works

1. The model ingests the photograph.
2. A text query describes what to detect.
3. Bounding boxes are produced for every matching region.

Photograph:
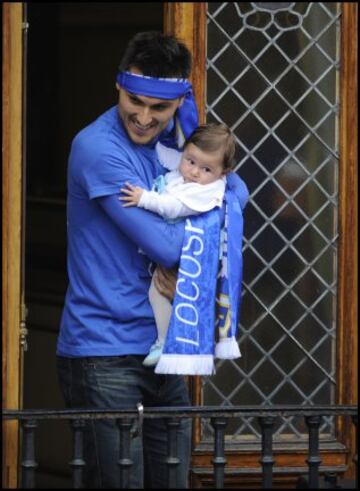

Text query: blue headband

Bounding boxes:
[117,71,199,148]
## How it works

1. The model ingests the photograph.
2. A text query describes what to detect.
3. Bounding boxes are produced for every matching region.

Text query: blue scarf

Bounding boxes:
[155,182,247,375]
[117,71,199,148]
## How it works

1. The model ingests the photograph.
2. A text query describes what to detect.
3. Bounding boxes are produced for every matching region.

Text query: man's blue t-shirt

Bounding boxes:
[57,106,184,357]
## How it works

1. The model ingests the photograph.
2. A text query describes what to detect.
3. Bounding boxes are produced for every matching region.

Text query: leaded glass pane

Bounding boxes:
[203,2,341,442]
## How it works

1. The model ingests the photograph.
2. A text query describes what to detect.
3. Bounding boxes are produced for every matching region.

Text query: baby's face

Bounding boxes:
[179,143,225,185]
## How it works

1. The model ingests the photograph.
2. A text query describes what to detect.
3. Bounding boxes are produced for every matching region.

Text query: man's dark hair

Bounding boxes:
[119,31,192,78]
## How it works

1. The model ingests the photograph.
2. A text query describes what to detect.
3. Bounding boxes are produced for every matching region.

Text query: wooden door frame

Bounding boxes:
[164,2,358,487]
[164,2,207,125]
[2,2,24,489]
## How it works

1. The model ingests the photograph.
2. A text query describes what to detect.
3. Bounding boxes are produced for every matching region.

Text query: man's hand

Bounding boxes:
[154,266,178,302]
[119,182,144,207]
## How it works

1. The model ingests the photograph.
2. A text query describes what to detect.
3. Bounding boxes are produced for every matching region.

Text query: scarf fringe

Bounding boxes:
[155,354,215,375]
[215,336,241,359]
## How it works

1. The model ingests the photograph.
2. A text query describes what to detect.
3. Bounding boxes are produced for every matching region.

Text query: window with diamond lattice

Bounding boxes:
[204,2,340,442]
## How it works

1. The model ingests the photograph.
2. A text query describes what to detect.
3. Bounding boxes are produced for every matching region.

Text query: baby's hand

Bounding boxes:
[119,182,144,207]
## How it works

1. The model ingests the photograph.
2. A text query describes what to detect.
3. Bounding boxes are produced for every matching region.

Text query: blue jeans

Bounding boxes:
[57,355,192,488]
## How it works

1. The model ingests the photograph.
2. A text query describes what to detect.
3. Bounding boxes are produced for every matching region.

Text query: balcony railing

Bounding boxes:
[3,405,357,489]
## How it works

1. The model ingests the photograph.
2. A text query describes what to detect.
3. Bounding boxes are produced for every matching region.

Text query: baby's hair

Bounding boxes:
[184,123,236,172]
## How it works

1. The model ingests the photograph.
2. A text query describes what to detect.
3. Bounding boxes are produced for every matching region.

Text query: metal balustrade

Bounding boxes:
[3,405,357,489]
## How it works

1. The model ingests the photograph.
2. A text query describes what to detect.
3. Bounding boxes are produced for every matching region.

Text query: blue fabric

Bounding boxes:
[117,71,192,99]
[57,106,186,357]
[117,71,199,148]
[57,355,191,488]
[152,174,167,194]
[97,194,184,268]
[155,176,249,374]
[216,188,244,341]
[161,212,221,356]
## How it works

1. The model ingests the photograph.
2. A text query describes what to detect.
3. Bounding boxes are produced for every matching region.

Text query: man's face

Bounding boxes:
[116,69,183,145]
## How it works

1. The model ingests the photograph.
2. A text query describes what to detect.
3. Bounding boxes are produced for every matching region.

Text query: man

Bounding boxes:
[56,32,194,488]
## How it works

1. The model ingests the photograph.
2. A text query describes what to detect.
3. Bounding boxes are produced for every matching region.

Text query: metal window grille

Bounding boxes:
[204,2,341,442]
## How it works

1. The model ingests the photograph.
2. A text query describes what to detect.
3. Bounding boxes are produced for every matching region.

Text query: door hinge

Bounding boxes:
[20,302,29,352]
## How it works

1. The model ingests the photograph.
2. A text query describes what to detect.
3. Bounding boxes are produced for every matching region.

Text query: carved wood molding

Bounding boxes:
[337,1,358,478]
[2,2,24,488]
[164,2,207,123]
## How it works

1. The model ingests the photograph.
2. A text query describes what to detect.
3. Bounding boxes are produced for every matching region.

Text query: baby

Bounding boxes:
[120,123,236,366]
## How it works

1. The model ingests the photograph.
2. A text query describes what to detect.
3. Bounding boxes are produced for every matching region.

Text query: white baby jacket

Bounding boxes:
[138,143,226,221]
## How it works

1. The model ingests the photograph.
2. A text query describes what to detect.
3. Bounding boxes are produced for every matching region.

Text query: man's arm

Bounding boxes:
[96,193,185,268]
